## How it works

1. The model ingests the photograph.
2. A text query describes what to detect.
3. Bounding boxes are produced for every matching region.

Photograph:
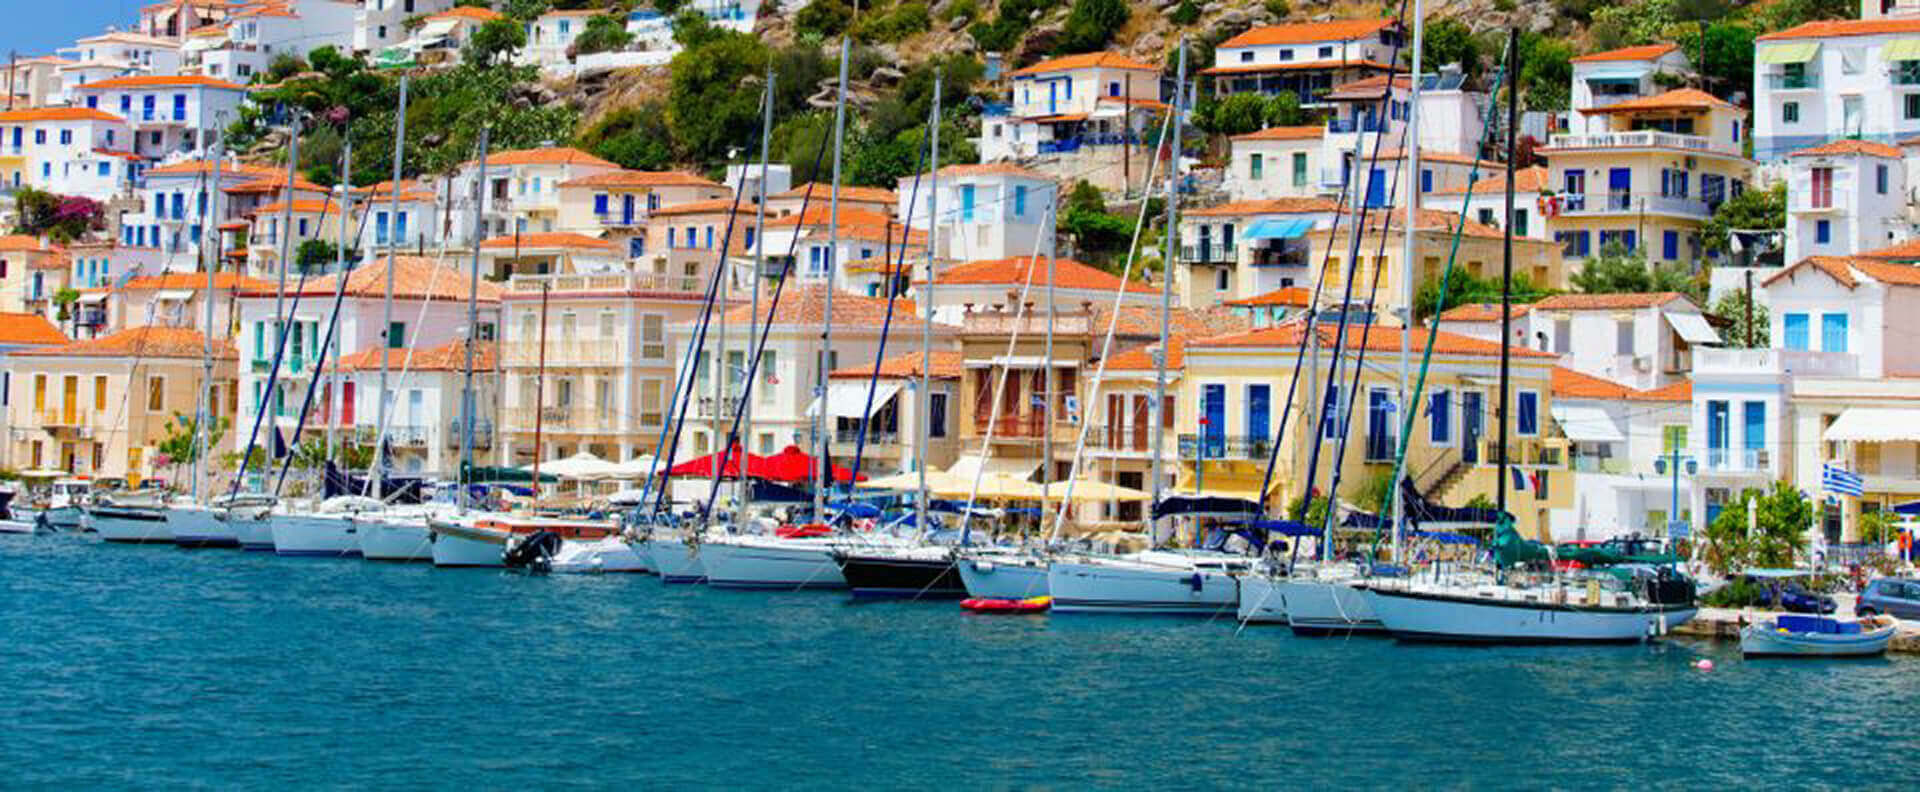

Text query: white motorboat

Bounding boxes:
[644,532,708,584]
[547,536,652,574]
[700,532,849,589]
[1048,550,1251,616]
[957,547,1051,599]
[270,497,380,558]
[1363,575,1698,644]
[166,499,239,548]
[14,477,90,531]
[89,492,173,544]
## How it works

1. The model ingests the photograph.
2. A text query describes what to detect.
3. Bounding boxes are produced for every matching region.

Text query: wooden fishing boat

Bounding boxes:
[1740,614,1897,658]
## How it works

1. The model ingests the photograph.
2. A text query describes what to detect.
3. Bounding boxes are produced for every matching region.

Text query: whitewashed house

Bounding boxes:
[1568,44,1694,135]
[1754,17,1920,160]
[1783,139,1911,264]
[1439,292,1719,390]
[896,163,1058,265]
[74,75,247,162]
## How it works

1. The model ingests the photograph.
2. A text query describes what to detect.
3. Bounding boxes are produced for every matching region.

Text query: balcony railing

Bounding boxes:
[696,395,745,418]
[1083,426,1154,453]
[1559,191,1713,219]
[1764,72,1819,90]
[447,420,494,449]
[834,428,899,445]
[1318,167,1350,188]
[1180,244,1237,264]
[501,340,630,368]
[1705,447,1771,473]
[39,409,94,428]
[1326,117,1386,134]
[1694,347,1858,378]
[1178,433,1273,461]
[595,211,645,227]
[973,414,1050,439]
[505,271,702,294]
[1477,437,1567,467]
[1547,130,1724,153]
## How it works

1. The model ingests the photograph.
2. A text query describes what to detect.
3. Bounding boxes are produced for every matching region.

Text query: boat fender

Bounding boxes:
[1186,573,1205,592]
[503,530,564,572]
[1693,659,1713,672]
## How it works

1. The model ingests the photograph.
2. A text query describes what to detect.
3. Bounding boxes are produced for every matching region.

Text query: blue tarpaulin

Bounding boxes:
[1240,217,1313,241]
[1250,519,1322,537]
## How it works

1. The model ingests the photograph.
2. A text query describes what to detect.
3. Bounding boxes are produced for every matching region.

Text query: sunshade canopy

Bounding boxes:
[1884,39,1920,61]
[1241,217,1313,241]
[806,382,901,419]
[1551,405,1626,443]
[1823,408,1920,443]
[1758,42,1819,64]
[1040,479,1151,502]
[1664,311,1720,345]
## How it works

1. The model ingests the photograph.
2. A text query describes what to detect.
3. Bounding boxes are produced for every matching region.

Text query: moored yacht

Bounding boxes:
[427,513,619,568]
[166,498,239,548]
[217,494,279,551]
[643,531,710,583]
[547,535,652,574]
[956,547,1051,599]
[270,497,379,558]
[700,531,851,589]
[1362,572,1698,644]
[834,543,967,599]
[355,505,444,562]
[88,491,172,544]
[1048,549,1250,616]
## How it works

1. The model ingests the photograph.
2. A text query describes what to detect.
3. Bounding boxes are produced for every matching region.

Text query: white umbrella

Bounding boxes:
[611,454,660,480]
[524,452,622,481]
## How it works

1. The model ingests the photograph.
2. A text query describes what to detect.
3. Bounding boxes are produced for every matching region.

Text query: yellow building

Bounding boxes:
[1305,208,1570,314]
[1175,320,1572,540]
[1541,88,1754,268]
[0,234,67,316]
[5,326,236,484]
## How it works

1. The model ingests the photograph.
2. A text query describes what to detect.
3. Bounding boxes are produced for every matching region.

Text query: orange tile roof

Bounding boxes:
[1229,125,1326,142]
[1007,52,1160,78]
[772,183,898,204]
[145,159,281,179]
[1200,59,1398,76]
[121,272,271,292]
[0,107,125,123]
[1790,139,1903,159]
[722,284,924,329]
[1088,304,1251,341]
[1571,44,1680,63]
[337,340,496,373]
[1194,320,1556,358]
[559,170,721,189]
[482,147,618,169]
[0,312,68,346]
[1533,292,1693,311]
[767,206,895,229]
[1323,207,1508,240]
[1096,96,1170,111]
[1218,18,1398,48]
[14,326,233,360]
[1326,73,1412,100]
[1438,302,1531,322]
[1859,238,1920,260]
[1105,336,1189,371]
[249,199,340,216]
[227,175,332,194]
[929,256,1156,294]
[1224,286,1314,308]
[649,198,754,217]
[1582,88,1736,115]
[429,6,504,22]
[935,163,1054,181]
[0,235,57,253]
[247,256,505,302]
[829,349,963,380]
[1551,367,1691,402]
[1186,198,1339,217]
[479,232,617,251]
[1759,18,1920,41]
[1432,165,1551,195]
[77,75,246,91]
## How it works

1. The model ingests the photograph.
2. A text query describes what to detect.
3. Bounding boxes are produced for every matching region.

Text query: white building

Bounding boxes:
[332,338,498,476]
[447,146,622,243]
[1783,139,1911,264]
[227,0,360,69]
[1201,18,1404,108]
[1548,366,1694,542]
[1754,17,1920,161]
[1179,197,1339,305]
[977,52,1163,164]
[355,0,459,54]
[1224,126,1327,201]
[1568,44,1694,135]
[896,163,1058,265]
[74,75,247,162]
[0,107,136,198]
[1424,166,1551,242]
[1440,292,1720,391]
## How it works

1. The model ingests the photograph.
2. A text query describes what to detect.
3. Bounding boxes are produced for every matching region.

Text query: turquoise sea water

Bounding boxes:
[4,533,1917,790]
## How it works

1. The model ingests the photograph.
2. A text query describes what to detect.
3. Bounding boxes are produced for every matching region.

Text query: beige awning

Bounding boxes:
[947,455,1038,482]
[1824,408,1920,442]
[1040,479,1151,502]
[1885,39,1920,61]
[1759,42,1819,64]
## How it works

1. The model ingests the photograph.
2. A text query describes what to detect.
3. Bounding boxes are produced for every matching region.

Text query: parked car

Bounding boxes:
[1734,575,1837,614]
[1856,578,1920,620]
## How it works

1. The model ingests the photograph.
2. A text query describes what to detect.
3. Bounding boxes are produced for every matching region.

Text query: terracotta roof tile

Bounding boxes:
[1088,305,1251,340]
[1224,286,1314,308]
[0,312,68,346]
[1583,88,1736,115]
[121,272,272,292]
[250,199,340,216]
[0,235,58,253]
[1790,139,1903,159]
[1552,367,1691,402]
[1105,336,1189,371]
[1218,18,1398,48]
[1195,320,1555,358]
[1229,125,1326,142]
[722,284,923,329]
[337,340,495,373]
[772,183,897,204]
[929,256,1155,294]
[227,175,332,194]
[1571,44,1680,63]
[1859,238,1920,260]
[829,349,963,380]
[559,170,722,189]
[1437,302,1531,322]
[1432,165,1550,195]
[1533,292,1692,311]
[1325,73,1412,100]
[1759,18,1920,41]
[145,159,280,179]
[428,6,503,22]
[481,147,618,169]
[245,256,504,302]
[1007,52,1160,77]
[1186,198,1339,217]
[479,232,617,251]
[14,326,233,360]
[77,75,245,91]
[0,107,125,123]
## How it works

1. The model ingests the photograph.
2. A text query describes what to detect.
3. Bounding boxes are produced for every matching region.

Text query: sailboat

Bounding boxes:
[1360,29,1698,644]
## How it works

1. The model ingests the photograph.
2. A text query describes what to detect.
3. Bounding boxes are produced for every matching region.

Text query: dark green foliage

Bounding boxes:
[1205,93,1270,136]
[1702,482,1812,574]
[296,239,357,273]
[572,13,636,56]
[1517,33,1573,113]
[1421,17,1479,77]
[1702,182,1784,256]
[1055,0,1130,55]
[795,0,854,39]
[1170,0,1202,26]
[1413,270,1553,323]
[855,2,932,43]
[464,17,527,67]
[1570,242,1699,298]
[577,105,676,171]
[1709,289,1768,349]
[667,29,776,164]
[1679,22,1756,100]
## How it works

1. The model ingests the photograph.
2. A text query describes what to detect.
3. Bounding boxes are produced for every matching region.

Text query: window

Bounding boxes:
[1512,209,1528,237]
[1783,102,1799,123]
[1239,51,1253,63]
[1429,390,1451,444]
[1014,184,1027,217]
[1553,318,1571,354]
[1907,94,1920,121]
[94,375,107,411]
[960,184,976,222]
[1319,46,1333,58]
[1516,391,1539,436]
[1822,312,1848,353]
[1420,168,1433,193]
[388,321,406,349]
[1810,166,1833,209]
[1292,152,1307,187]
[1783,312,1809,350]
[1663,230,1679,260]
[58,130,71,145]
[1216,268,1229,291]
[1616,319,1635,355]
[147,376,165,413]
[1107,81,1120,97]
[930,393,948,438]
[1477,208,1496,227]
[32,374,44,411]
[1278,49,1294,61]
[1815,219,1831,244]
[641,314,665,358]
[1249,153,1263,180]
[1878,163,1890,194]
[1320,384,1341,439]
[1555,230,1591,258]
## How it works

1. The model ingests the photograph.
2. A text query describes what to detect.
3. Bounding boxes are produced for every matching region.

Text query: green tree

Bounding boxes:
[1518,33,1573,113]
[1702,182,1785,260]
[1682,22,1756,101]
[1421,17,1480,76]
[156,413,228,468]
[576,104,675,171]
[1170,0,1202,26]
[504,0,553,21]
[795,0,853,39]
[667,29,773,164]
[855,2,932,43]
[1055,0,1130,55]
[1709,288,1768,349]
[1761,0,1854,32]
[52,288,78,322]
[1859,508,1898,546]
[1702,482,1812,574]
[1207,93,1271,136]
[571,13,635,56]
[1263,92,1305,127]
[1413,270,1551,322]
[464,17,528,68]
[1570,242,1697,298]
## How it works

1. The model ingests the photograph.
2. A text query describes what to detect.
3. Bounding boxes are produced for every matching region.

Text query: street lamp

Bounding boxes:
[1654,451,1699,542]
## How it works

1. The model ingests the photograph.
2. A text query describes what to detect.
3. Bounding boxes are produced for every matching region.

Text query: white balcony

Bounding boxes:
[1559,191,1714,220]
[505,271,703,294]
[1693,347,1857,378]
[1547,130,1733,156]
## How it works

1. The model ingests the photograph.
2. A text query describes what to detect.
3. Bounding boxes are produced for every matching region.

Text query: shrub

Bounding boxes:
[1170,0,1202,25]
[1055,0,1129,54]
[795,0,854,38]
[1263,0,1290,17]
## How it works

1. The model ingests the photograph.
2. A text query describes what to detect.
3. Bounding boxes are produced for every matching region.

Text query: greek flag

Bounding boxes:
[1823,463,1865,497]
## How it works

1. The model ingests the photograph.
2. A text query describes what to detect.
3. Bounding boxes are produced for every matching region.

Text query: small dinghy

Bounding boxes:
[1740,614,1897,658]
[961,595,1052,614]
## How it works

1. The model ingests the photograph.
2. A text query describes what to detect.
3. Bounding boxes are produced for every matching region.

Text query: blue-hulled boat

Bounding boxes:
[1740,614,1897,658]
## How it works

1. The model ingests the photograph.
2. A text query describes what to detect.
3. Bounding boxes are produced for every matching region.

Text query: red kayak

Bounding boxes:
[961,595,1052,614]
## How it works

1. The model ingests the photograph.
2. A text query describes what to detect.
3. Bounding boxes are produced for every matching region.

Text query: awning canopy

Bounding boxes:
[153,289,194,302]
[1550,405,1625,443]
[948,455,1039,482]
[1582,67,1648,84]
[1759,42,1820,64]
[417,18,460,39]
[1241,217,1313,241]
[1665,311,1720,345]
[77,293,108,304]
[1173,460,1282,500]
[1884,38,1920,61]
[1823,408,1920,443]
[805,382,901,418]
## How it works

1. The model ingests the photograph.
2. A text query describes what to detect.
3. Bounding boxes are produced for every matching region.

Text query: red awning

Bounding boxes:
[663,444,764,479]
[757,445,867,485]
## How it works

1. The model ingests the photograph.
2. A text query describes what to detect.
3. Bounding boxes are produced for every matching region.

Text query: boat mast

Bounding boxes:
[1397,7,1423,562]
[1149,40,1185,544]
[266,118,299,484]
[1041,205,1056,534]
[326,134,352,465]
[373,74,410,501]
[1496,27,1519,524]
[459,127,490,510]
[919,71,939,536]
[740,68,773,519]
[815,38,850,521]
[532,279,549,498]
[191,144,224,502]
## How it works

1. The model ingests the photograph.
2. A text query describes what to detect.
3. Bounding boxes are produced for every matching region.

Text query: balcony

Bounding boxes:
[1559,191,1713,219]
[1704,447,1771,474]
[833,428,899,445]
[1547,130,1727,155]
[39,409,95,429]
[1178,433,1273,461]
[505,271,702,294]
[1084,426,1154,454]
[1897,69,1920,87]
[1477,436,1568,468]
[501,340,630,368]
[595,211,646,228]
[1318,167,1350,189]
[973,414,1052,439]
[1249,246,1309,268]
[1694,347,1857,378]
[1180,243,1236,265]
[1326,117,1386,134]
[695,395,745,418]
[1764,72,1819,91]
[1571,454,1630,474]
[447,420,494,450]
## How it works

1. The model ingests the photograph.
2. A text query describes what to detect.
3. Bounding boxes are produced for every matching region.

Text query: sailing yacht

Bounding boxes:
[1048,549,1250,615]
[217,494,279,551]
[166,497,239,548]
[270,496,378,557]
[88,490,173,544]
[355,503,443,562]
[956,546,1052,599]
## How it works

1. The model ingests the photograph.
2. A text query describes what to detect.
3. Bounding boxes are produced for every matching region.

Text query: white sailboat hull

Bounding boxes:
[548,537,652,574]
[226,511,275,551]
[1277,580,1384,634]
[40,506,84,531]
[166,505,237,548]
[1364,585,1696,644]
[91,507,173,544]
[270,514,361,558]
[431,531,504,568]
[958,554,1050,599]
[357,518,434,562]
[645,536,706,584]
[700,538,845,589]
[1048,558,1240,616]
[1235,575,1291,625]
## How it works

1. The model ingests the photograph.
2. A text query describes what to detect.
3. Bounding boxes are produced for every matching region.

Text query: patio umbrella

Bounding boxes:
[611,454,660,480]
[523,452,622,480]
[663,445,759,479]
[757,445,866,485]
[1040,479,1151,503]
